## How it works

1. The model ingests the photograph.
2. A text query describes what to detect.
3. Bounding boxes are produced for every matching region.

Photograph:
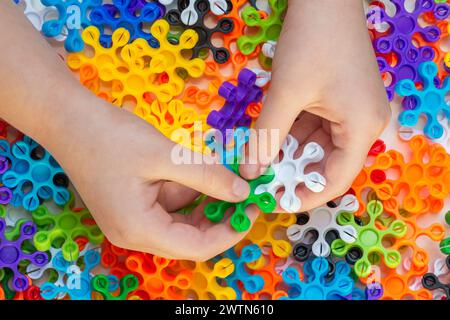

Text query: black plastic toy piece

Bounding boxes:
[422,255,450,300]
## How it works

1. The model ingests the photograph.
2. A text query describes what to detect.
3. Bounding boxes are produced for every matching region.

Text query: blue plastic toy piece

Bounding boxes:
[223,244,265,299]
[1,136,70,211]
[41,0,103,52]
[90,0,163,48]
[40,249,101,300]
[206,127,249,170]
[396,61,450,139]
[281,257,354,300]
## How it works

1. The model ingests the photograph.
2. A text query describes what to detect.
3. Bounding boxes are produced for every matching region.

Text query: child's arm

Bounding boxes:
[0,2,251,261]
[241,0,390,211]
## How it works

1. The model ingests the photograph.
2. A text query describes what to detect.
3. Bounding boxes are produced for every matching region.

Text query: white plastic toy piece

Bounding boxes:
[177,0,229,26]
[255,135,326,213]
[261,40,277,59]
[251,68,271,87]
[432,258,448,277]
[16,0,60,35]
[286,194,358,257]
[4,206,31,227]
[209,0,229,15]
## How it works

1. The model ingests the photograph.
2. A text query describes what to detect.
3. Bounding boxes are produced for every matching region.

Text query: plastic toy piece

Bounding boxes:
[331,200,407,278]
[255,136,326,213]
[0,218,48,292]
[368,0,448,100]
[174,0,230,26]
[281,257,354,300]
[15,0,59,33]
[395,61,450,139]
[138,99,209,153]
[440,211,450,255]
[125,253,192,300]
[2,137,70,211]
[422,256,450,300]
[261,40,277,59]
[238,212,296,258]
[237,0,287,55]
[92,274,138,300]
[31,192,104,262]
[90,0,163,48]
[40,249,100,300]
[287,195,358,258]
[100,239,132,279]
[204,159,276,232]
[251,68,271,87]
[221,244,265,299]
[242,249,287,300]
[166,0,234,63]
[207,68,261,142]
[41,0,103,52]
[13,285,44,300]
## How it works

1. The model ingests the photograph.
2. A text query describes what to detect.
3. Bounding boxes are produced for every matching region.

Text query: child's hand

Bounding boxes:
[241,0,391,211]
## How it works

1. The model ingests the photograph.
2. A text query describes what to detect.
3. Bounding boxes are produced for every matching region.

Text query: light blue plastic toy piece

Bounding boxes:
[206,127,250,170]
[1,136,70,211]
[396,61,450,139]
[41,0,103,52]
[223,244,265,299]
[40,249,101,300]
[280,257,354,300]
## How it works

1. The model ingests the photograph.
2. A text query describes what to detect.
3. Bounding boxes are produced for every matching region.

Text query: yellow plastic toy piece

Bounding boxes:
[180,259,236,300]
[236,213,296,259]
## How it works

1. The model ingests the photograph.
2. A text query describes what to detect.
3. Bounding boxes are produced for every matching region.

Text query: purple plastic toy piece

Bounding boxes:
[127,0,165,15]
[0,218,48,292]
[207,68,262,143]
[0,156,12,204]
[368,0,449,100]
[366,282,383,300]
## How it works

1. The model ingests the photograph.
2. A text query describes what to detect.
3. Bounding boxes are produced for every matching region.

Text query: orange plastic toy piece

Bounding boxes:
[125,252,192,300]
[180,259,236,300]
[101,239,132,279]
[236,213,296,258]
[242,249,288,300]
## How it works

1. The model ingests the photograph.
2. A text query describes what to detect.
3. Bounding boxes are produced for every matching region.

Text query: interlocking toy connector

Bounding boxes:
[281,257,354,300]
[204,158,276,232]
[237,0,287,55]
[92,274,139,300]
[31,192,104,262]
[287,195,358,258]
[14,0,59,33]
[41,0,103,52]
[90,0,163,48]
[255,135,327,213]
[422,256,450,300]
[396,61,450,139]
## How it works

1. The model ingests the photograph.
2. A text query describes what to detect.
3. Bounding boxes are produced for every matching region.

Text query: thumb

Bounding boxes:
[154,139,250,203]
[240,78,300,180]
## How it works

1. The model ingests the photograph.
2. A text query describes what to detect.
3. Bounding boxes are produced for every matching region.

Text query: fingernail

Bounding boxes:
[232,179,250,199]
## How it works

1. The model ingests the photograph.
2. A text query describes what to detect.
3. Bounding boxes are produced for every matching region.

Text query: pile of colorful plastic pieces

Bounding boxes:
[0,0,448,300]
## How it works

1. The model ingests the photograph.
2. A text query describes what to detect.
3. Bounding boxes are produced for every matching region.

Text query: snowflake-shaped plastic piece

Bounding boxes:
[40,249,100,300]
[220,244,264,299]
[26,247,66,292]
[179,259,237,300]
[125,252,192,299]
[31,192,104,262]
[41,0,103,52]
[100,239,132,279]
[280,257,354,300]
[237,0,287,55]
[395,61,450,139]
[90,0,163,48]
[331,199,407,278]
[92,274,138,300]
[14,0,59,33]
[255,135,326,213]
[238,212,296,258]
[1,137,70,211]
[440,211,450,255]
[166,0,234,63]
[368,0,448,100]
[0,218,48,292]
[203,159,276,232]
[287,194,359,258]
[422,255,450,300]
[207,68,262,143]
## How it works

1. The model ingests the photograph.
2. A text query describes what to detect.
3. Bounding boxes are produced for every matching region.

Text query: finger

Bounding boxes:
[153,139,250,203]
[158,181,200,212]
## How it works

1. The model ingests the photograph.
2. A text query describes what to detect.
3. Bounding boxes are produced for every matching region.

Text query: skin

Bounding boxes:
[0,0,390,260]
[240,0,391,212]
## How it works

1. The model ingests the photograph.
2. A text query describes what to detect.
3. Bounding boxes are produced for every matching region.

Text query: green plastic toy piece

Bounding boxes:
[31,192,104,262]
[331,199,407,278]
[1,269,16,299]
[237,0,287,55]
[92,274,138,300]
[178,194,208,215]
[204,160,276,232]
[439,211,450,255]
